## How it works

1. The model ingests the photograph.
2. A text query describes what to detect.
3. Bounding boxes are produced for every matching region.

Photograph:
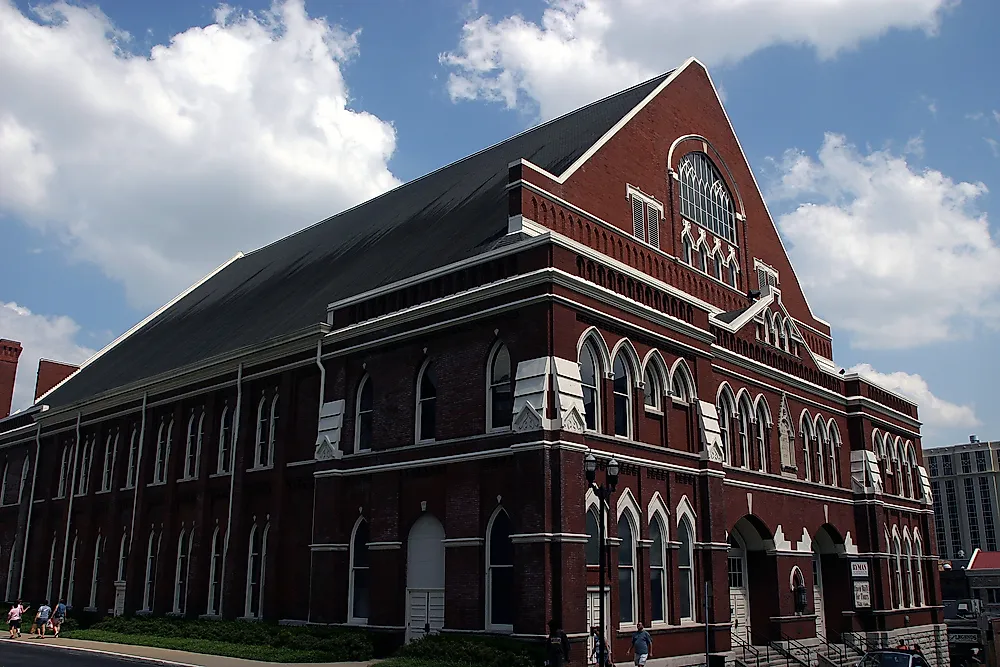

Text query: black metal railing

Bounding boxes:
[772,632,812,667]
[816,632,849,666]
[732,630,761,667]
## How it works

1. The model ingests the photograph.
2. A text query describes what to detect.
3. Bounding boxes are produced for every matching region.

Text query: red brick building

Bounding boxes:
[0,59,946,665]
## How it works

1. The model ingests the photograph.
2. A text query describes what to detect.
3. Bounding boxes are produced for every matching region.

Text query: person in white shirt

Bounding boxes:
[7,600,29,638]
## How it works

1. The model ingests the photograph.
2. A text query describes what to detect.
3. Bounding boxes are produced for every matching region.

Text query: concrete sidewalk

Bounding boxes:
[2,634,377,667]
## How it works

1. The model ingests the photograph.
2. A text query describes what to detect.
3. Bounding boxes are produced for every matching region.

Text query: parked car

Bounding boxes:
[857,648,931,667]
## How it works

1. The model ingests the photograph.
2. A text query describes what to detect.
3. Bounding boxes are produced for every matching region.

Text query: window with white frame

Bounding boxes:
[218,406,233,474]
[585,507,600,566]
[800,416,814,482]
[349,519,370,623]
[101,432,116,492]
[416,361,437,442]
[46,534,57,602]
[904,536,915,608]
[698,245,708,274]
[77,437,92,496]
[173,528,193,614]
[682,235,693,265]
[612,354,632,438]
[254,394,278,469]
[617,514,637,625]
[89,533,103,609]
[143,531,160,611]
[678,152,737,244]
[738,397,752,469]
[829,425,841,487]
[486,509,514,630]
[18,456,30,503]
[579,342,601,431]
[117,533,128,582]
[245,522,268,619]
[487,344,513,431]
[67,534,79,606]
[755,402,769,473]
[670,363,694,403]
[755,262,779,296]
[678,517,695,621]
[0,460,7,504]
[915,537,926,605]
[56,445,70,497]
[650,517,667,623]
[717,391,734,465]
[627,187,663,248]
[355,376,374,452]
[711,251,723,281]
[126,428,139,488]
[643,363,664,411]
[183,412,204,480]
[893,535,904,609]
[153,419,173,484]
[206,527,223,615]
[725,258,738,289]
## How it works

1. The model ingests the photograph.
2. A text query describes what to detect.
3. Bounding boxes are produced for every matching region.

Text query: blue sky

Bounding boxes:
[0,0,997,446]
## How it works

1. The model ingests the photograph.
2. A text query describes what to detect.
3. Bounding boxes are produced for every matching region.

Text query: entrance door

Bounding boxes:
[405,515,446,642]
[728,538,751,641]
[813,553,826,638]
[586,588,610,664]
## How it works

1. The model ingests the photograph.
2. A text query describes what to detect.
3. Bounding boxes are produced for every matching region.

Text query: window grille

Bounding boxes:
[678,152,737,244]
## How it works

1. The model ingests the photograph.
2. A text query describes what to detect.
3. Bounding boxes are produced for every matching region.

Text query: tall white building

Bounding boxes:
[927,437,1000,560]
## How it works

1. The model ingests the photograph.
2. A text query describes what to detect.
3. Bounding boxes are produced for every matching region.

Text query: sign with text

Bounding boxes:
[851,561,870,578]
[949,633,980,644]
[853,581,872,608]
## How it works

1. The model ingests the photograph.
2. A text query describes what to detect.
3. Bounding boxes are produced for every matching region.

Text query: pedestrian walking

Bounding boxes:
[590,626,611,667]
[630,622,653,666]
[7,600,29,638]
[35,600,52,638]
[51,599,66,637]
[545,619,571,667]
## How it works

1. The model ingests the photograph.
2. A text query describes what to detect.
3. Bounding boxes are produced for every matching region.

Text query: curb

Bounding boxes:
[2,638,204,666]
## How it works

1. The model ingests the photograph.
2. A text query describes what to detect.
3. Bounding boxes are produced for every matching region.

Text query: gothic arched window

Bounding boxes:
[678,152,737,244]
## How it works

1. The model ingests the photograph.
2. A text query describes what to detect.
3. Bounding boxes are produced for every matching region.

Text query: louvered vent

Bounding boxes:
[632,197,645,241]
[647,207,659,248]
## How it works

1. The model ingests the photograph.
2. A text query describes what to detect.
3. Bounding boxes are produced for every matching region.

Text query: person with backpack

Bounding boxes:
[51,599,67,637]
[7,600,29,639]
[35,600,52,638]
[545,619,570,667]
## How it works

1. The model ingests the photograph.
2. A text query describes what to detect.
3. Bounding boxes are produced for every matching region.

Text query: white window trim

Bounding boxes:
[217,405,232,474]
[117,532,128,582]
[18,456,29,503]
[46,535,58,602]
[267,395,278,467]
[89,533,103,609]
[0,461,7,504]
[649,515,669,625]
[485,507,514,633]
[415,359,436,444]
[626,185,665,249]
[579,340,603,433]
[678,516,696,622]
[67,534,79,606]
[173,529,194,614]
[125,429,138,488]
[355,375,373,452]
[348,517,369,625]
[143,531,159,612]
[616,510,639,629]
[206,527,222,615]
[245,523,269,619]
[486,341,513,433]
[611,353,634,440]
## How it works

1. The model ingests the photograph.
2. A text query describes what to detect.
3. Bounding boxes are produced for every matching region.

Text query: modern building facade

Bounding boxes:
[927,438,1000,560]
[0,59,947,665]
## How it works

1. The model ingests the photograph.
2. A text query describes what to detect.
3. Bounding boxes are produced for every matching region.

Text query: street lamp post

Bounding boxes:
[585,453,619,666]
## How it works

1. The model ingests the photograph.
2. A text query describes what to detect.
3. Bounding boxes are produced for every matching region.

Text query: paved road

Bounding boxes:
[0,639,161,666]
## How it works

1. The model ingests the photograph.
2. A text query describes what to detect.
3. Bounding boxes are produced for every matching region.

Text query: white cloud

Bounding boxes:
[770,133,1000,349]
[0,0,399,309]
[987,138,1000,158]
[847,363,979,429]
[1,302,96,412]
[440,0,956,119]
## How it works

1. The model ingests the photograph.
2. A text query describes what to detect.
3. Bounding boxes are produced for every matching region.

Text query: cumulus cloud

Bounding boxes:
[440,0,956,119]
[0,0,399,309]
[1,302,97,412]
[769,133,1000,349]
[848,363,979,429]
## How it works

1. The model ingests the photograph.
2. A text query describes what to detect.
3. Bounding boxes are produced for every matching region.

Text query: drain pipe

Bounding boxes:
[128,393,149,558]
[18,424,43,598]
[219,362,244,617]
[58,412,82,601]
[307,340,325,622]
[315,340,326,419]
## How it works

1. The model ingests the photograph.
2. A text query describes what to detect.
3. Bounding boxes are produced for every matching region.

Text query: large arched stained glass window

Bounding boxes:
[678,152,737,244]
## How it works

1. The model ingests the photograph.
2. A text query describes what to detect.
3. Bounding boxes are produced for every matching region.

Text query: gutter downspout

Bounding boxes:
[58,412,82,601]
[220,362,243,617]
[308,340,325,622]
[128,393,148,557]
[18,424,43,598]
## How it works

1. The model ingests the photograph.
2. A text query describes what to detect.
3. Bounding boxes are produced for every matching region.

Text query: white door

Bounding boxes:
[728,547,751,640]
[813,553,826,638]
[406,515,446,642]
[586,589,610,664]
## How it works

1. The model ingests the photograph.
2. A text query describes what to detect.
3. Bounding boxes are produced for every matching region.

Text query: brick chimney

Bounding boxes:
[0,339,23,419]
[35,359,80,401]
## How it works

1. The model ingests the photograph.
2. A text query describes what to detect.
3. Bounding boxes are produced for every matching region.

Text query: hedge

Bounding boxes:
[395,634,544,667]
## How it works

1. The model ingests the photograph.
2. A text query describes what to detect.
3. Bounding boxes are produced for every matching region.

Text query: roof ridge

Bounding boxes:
[241,71,674,259]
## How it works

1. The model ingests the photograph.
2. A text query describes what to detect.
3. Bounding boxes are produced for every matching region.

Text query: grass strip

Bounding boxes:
[60,629,348,663]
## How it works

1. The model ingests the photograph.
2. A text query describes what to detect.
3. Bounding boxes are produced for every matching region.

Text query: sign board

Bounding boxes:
[853,581,872,608]
[851,561,869,578]
[949,633,980,645]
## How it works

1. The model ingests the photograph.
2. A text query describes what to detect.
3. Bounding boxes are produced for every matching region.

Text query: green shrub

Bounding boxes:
[396,634,542,667]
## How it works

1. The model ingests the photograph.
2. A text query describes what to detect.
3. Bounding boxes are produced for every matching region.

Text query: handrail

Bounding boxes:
[773,632,812,667]
[732,630,761,667]
[816,631,849,665]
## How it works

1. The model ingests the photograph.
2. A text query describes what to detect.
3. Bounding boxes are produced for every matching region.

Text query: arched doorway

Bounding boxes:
[406,514,445,641]
[728,532,750,641]
[731,516,779,644]
[813,524,845,641]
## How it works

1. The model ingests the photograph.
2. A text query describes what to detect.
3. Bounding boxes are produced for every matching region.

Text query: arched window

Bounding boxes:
[754,400,770,473]
[255,395,278,469]
[777,316,787,351]
[486,509,514,631]
[717,391,734,464]
[800,415,814,482]
[612,354,632,438]
[487,344,513,431]
[245,522,268,619]
[416,361,437,442]
[173,528,193,614]
[915,537,926,606]
[682,235,693,265]
[206,527,223,615]
[726,260,738,288]
[711,252,723,280]
[67,535,79,606]
[143,531,160,612]
[153,419,173,484]
[349,519,370,623]
[737,394,752,469]
[579,341,601,431]
[101,434,114,491]
[643,361,664,411]
[893,535,904,609]
[0,460,7,503]
[117,533,128,582]
[678,152,737,244]
[46,534,58,602]
[670,362,694,403]
[77,438,91,496]
[617,514,637,625]
[56,444,70,497]
[828,424,841,487]
[902,447,914,498]
[355,376,374,451]
[650,517,668,623]
[904,536,915,608]
[218,406,233,474]
[585,507,601,566]
[18,456,30,503]
[126,428,139,487]
[698,245,708,274]
[184,412,204,480]
[678,517,695,621]
[88,533,103,610]
[814,419,827,485]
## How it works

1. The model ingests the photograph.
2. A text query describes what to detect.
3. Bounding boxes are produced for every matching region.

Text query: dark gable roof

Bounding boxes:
[43,72,672,410]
